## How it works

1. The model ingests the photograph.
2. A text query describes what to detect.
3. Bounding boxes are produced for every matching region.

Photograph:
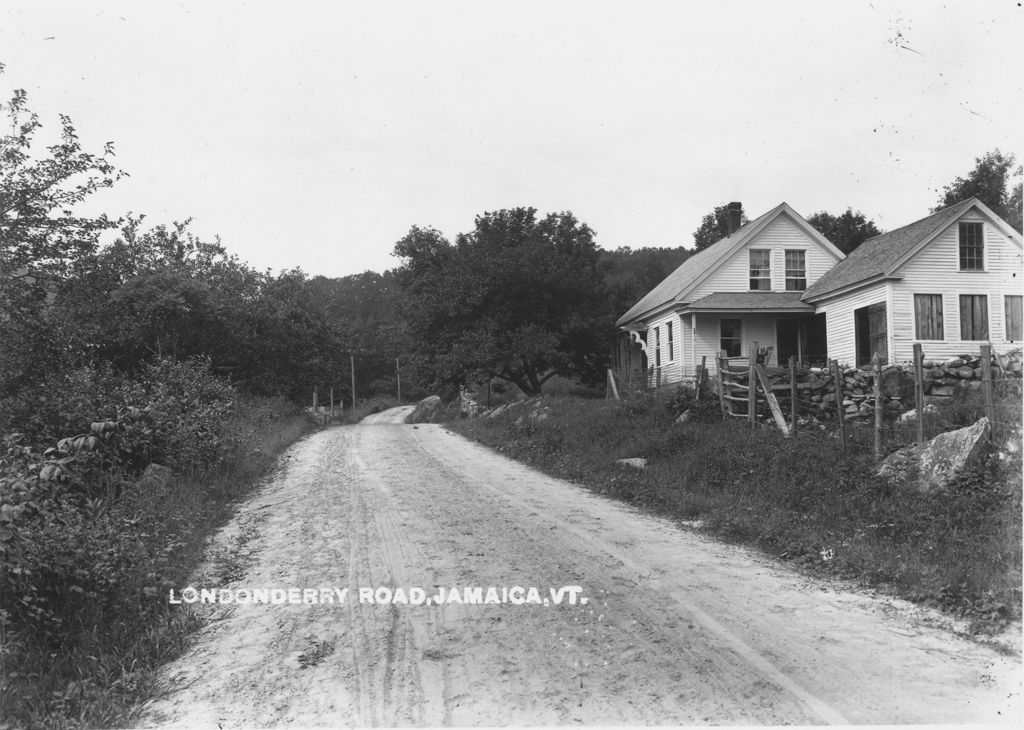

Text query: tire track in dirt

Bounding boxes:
[140,408,1021,727]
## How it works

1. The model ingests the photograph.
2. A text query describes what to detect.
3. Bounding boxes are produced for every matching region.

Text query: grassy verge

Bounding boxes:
[1,396,316,729]
[447,386,1022,633]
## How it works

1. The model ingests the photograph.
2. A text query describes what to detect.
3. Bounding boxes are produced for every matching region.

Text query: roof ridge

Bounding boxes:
[861,197,975,245]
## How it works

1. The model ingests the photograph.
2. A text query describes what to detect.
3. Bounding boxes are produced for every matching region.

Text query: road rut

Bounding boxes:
[142,406,1021,726]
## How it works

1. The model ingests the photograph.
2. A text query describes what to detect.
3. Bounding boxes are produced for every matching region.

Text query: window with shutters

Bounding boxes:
[749,250,771,290]
[784,250,806,291]
[958,222,984,271]
[666,321,674,361]
[959,294,989,340]
[913,294,944,340]
[653,326,661,367]
[1005,295,1023,342]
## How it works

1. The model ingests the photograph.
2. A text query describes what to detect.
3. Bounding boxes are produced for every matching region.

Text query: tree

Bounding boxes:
[0,74,124,396]
[393,208,611,396]
[934,149,1023,232]
[692,204,748,251]
[806,208,882,255]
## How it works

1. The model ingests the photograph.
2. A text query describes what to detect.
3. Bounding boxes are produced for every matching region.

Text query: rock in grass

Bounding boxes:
[408,395,443,423]
[879,417,990,493]
[616,457,648,469]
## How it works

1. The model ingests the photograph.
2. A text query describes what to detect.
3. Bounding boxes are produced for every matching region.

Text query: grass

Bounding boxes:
[448,384,1022,632]
[1,396,317,729]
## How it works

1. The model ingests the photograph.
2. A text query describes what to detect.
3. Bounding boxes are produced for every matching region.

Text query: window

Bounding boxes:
[653,326,661,367]
[784,250,806,291]
[1006,295,1023,342]
[914,294,944,340]
[720,318,742,358]
[666,322,674,361]
[959,222,984,270]
[959,294,989,340]
[749,249,771,290]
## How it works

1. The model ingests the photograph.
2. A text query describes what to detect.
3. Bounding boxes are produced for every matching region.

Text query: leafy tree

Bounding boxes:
[600,245,691,322]
[0,74,124,396]
[393,208,611,396]
[692,204,748,251]
[806,208,882,255]
[934,149,1023,232]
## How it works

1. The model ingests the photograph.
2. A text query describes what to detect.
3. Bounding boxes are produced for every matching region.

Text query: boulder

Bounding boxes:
[139,463,173,489]
[877,367,916,399]
[930,385,955,397]
[407,395,443,423]
[616,457,648,469]
[675,409,692,423]
[878,417,990,492]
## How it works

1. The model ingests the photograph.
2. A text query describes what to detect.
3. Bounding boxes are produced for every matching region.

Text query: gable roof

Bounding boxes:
[802,197,1022,302]
[616,202,842,327]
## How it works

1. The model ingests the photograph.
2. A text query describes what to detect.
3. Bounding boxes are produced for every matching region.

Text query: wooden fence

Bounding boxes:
[716,342,1008,461]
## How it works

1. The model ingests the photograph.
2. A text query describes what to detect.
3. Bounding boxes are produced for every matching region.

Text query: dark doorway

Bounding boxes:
[854,302,887,366]
[776,319,800,365]
[805,313,828,365]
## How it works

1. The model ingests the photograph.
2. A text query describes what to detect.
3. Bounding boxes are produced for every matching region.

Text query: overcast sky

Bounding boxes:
[2,1,1021,277]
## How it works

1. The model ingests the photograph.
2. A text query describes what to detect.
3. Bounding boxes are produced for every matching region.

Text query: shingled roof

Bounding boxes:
[615,204,781,326]
[801,198,977,301]
[683,291,813,311]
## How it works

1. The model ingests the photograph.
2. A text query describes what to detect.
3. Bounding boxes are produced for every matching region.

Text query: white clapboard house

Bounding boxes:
[614,198,1023,383]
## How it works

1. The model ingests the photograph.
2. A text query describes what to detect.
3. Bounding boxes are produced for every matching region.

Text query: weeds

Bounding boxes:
[0,362,315,729]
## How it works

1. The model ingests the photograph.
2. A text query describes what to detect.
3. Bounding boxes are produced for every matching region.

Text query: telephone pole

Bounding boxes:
[350,351,356,409]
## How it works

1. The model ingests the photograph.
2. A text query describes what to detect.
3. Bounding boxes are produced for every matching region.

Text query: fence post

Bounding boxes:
[913,343,925,445]
[872,354,883,464]
[607,368,620,400]
[789,357,798,437]
[717,356,727,416]
[832,360,846,454]
[748,343,758,427]
[981,344,995,443]
[330,387,335,421]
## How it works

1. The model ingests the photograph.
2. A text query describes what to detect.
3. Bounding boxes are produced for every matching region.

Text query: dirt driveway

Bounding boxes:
[142,406,1021,726]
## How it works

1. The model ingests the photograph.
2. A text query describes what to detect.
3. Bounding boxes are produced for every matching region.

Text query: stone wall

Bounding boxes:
[722,348,1022,421]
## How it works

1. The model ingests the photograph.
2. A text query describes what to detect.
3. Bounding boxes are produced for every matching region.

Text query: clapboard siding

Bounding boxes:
[687,213,841,300]
[890,214,1023,360]
[645,311,689,384]
[816,281,890,366]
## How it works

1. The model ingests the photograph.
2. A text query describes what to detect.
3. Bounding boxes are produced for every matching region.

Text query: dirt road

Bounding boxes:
[142,406,1021,726]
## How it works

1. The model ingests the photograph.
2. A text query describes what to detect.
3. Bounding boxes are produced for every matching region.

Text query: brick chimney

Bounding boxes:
[727,202,743,235]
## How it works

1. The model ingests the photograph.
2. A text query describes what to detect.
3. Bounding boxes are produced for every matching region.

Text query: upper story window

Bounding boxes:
[749,249,771,290]
[784,250,806,291]
[958,222,984,271]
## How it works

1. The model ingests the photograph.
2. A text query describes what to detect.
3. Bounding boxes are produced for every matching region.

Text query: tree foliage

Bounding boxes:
[393,208,611,396]
[692,203,748,251]
[806,208,882,255]
[935,149,1023,232]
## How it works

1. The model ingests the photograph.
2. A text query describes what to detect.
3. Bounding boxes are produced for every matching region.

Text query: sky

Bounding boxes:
[1,1,1021,278]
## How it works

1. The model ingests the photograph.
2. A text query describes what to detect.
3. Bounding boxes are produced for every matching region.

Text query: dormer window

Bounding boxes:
[959,222,984,270]
[749,249,771,290]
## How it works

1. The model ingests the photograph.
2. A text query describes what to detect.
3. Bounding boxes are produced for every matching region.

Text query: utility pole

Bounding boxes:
[396,357,402,402]
[350,351,356,409]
